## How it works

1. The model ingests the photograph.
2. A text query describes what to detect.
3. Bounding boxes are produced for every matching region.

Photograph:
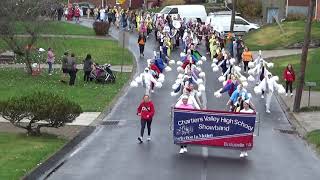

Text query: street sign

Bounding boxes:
[305,81,317,87]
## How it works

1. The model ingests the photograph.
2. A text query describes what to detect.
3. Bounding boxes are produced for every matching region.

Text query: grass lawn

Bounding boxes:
[0,38,134,66]
[0,69,131,112]
[243,21,320,50]
[0,132,66,180]
[305,130,320,153]
[270,49,320,91]
[16,21,95,36]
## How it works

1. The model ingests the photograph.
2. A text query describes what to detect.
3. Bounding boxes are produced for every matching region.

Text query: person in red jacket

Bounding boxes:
[137,95,155,143]
[283,64,295,97]
[74,6,81,24]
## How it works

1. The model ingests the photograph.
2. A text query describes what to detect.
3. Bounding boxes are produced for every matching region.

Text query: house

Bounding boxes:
[261,0,286,23]
[286,0,320,20]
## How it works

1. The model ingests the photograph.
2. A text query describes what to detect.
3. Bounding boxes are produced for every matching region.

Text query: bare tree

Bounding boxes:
[293,0,316,112]
[230,0,236,32]
[0,0,58,74]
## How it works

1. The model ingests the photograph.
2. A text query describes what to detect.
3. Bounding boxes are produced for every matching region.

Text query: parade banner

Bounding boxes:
[173,108,256,150]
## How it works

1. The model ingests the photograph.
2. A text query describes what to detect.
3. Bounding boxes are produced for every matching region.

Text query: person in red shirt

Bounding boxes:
[137,95,155,143]
[283,64,295,97]
[74,6,81,23]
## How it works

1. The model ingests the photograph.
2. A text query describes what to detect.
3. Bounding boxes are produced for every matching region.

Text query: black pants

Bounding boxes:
[243,61,249,72]
[180,145,187,148]
[140,119,152,137]
[286,81,293,93]
[69,70,76,86]
[84,71,91,82]
[139,44,145,55]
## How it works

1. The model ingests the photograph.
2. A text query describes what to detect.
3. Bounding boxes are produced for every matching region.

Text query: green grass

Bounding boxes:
[243,21,320,50]
[0,132,66,180]
[0,69,130,112]
[270,49,320,91]
[16,21,95,36]
[305,130,320,153]
[0,38,134,65]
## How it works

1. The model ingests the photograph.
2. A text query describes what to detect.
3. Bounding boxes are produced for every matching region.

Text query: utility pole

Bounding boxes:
[293,0,316,112]
[230,0,236,32]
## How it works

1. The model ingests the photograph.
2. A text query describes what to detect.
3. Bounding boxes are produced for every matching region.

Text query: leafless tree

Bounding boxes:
[293,0,316,112]
[0,0,59,74]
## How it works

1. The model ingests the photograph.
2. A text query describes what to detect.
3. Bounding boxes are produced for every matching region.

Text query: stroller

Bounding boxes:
[90,64,116,84]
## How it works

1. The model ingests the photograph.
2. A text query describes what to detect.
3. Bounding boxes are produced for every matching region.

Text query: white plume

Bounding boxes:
[177,66,184,73]
[248,69,255,75]
[230,58,236,65]
[248,75,255,82]
[254,86,262,94]
[267,62,274,68]
[177,73,184,79]
[158,74,165,83]
[176,61,183,66]
[199,72,205,78]
[130,81,138,87]
[201,56,207,61]
[196,91,202,97]
[214,90,222,98]
[213,58,218,63]
[248,62,255,68]
[196,60,203,65]
[171,91,179,97]
[242,81,248,87]
[223,81,227,86]
[212,66,219,72]
[155,82,162,88]
[277,84,286,94]
[239,76,247,82]
[197,78,203,84]
[169,60,176,65]
[272,76,279,82]
[234,66,241,72]
[218,76,225,82]
[165,66,172,72]
[172,83,180,90]
[135,76,142,83]
[180,52,186,58]
[198,84,206,91]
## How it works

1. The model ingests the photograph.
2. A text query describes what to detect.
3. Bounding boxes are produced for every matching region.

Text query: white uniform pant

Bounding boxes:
[265,92,273,111]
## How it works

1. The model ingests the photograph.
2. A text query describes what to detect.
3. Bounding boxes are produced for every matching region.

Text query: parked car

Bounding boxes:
[206,13,260,33]
[156,5,207,23]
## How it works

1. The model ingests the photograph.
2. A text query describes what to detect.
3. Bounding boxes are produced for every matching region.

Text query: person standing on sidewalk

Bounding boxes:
[47,48,55,75]
[83,54,93,82]
[137,95,155,143]
[241,47,253,73]
[138,32,146,57]
[283,64,295,97]
[67,53,77,86]
[74,5,81,24]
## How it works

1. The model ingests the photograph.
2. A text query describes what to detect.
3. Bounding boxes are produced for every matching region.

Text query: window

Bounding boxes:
[235,18,249,25]
[160,7,172,14]
[169,8,178,14]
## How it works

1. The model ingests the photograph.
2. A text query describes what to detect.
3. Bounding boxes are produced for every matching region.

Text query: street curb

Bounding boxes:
[275,93,308,137]
[22,26,137,179]
[22,126,95,180]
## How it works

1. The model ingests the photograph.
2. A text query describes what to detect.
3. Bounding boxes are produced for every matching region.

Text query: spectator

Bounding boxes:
[283,64,295,97]
[138,32,146,57]
[83,54,93,82]
[67,53,77,86]
[242,47,253,73]
[74,5,81,23]
[137,95,155,143]
[47,48,55,75]
[60,52,69,83]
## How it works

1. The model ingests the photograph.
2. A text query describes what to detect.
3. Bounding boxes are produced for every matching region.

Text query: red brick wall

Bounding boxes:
[288,0,309,6]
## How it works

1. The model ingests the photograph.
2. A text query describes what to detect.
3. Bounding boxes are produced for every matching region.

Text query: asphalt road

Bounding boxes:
[45,23,320,180]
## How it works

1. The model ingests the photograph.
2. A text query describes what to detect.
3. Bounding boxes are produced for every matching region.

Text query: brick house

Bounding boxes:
[261,0,286,23]
[286,0,320,20]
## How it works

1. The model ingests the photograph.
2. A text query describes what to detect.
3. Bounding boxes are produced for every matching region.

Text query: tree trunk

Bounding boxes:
[25,49,33,75]
[230,0,236,32]
[293,0,316,112]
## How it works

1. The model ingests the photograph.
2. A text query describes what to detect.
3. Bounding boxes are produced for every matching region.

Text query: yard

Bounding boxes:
[0,38,133,66]
[269,48,320,91]
[0,132,66,180]
[306,130,320,153]
[244,21,320,51]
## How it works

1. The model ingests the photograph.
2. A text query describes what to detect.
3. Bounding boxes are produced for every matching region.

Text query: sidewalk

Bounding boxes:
[278,90,320,133]
[0,63,133,73]
[0,112,100,126]
[252,49,302,59]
